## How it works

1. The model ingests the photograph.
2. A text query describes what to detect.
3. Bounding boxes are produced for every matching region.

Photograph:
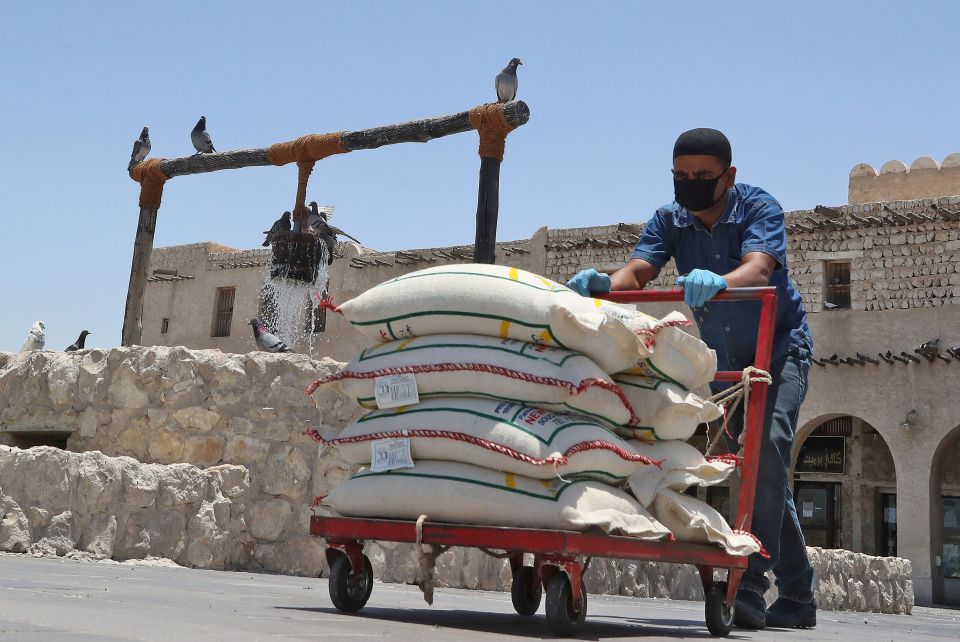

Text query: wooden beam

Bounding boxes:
[474,157,501,264]
[121,206,159,346]
[148,101,530,179]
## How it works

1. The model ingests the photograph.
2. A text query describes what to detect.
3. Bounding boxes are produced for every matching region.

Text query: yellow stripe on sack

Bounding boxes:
[394,338,415,352]
[499,320,511,338]
[539,277,554,287]
[593,298,603,308]
[536,329,552,344]
[508,267,519,281]
[539,479,553,489]
[504,472,516,489]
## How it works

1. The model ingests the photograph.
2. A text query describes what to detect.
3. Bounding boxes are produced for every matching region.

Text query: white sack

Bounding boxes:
[626,439,737,507]
[652,489,762,557]
[612,373,722,441]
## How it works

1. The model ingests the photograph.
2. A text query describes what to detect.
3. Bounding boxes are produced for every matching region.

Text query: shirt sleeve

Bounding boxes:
[740,195,787,270]
[630,211,673,268]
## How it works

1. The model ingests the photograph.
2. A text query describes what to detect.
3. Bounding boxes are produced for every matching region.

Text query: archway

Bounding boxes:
[791,415,897,555]
[931,425,960,606]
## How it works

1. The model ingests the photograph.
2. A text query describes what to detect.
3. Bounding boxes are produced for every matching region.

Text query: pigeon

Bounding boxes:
[305,203,360,265]
[823,301,839,310]
[127,127,151,171]
[19,321,46,352]
[191,116,216,154]
[65,330,91,352]
[495,58,523,103]
[249,319,291,353]
[305,201,335,231]
[262,211,292,247]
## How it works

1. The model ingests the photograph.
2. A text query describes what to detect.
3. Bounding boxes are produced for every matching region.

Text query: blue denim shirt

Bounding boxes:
[630,183,813,373]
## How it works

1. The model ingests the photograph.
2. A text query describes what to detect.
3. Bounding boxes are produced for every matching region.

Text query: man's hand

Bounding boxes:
[676,269,727,307]
[566,269,611,297]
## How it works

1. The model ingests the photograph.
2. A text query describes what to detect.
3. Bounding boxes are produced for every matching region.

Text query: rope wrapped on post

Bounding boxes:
[268,133,350,216]
[469,103,517,160]
[129,159,169,209]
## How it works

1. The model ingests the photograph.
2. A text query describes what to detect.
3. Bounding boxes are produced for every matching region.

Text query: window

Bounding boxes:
[161,318,169,334]
[878,493,897,557]
[212,287,236,337]
[824,261,851,309]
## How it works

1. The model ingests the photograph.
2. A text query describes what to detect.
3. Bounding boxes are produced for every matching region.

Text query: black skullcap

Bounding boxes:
[673,128,732,167]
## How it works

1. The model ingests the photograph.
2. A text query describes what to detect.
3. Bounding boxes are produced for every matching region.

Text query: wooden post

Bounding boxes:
[474,157,501,264]
[121,206,159,346]
[123,101,529,345]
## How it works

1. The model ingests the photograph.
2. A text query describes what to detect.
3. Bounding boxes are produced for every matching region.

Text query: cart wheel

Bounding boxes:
[545,572,586,636]
[705,581,734,637]
[328,552,374,613]
[510,566,542,616]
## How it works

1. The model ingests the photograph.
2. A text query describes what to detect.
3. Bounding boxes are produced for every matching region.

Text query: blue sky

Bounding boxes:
[1,1,957,352]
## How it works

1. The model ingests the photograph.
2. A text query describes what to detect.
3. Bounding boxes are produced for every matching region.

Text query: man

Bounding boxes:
[566,128,816,630]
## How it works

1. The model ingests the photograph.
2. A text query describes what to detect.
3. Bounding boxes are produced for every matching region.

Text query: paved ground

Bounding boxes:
[0,554,957,641]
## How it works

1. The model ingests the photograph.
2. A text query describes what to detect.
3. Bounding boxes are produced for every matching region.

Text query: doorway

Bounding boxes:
[795,481,841,549]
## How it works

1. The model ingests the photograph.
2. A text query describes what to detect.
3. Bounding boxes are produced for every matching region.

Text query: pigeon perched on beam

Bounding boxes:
[128,127,151,171]
[495,58,523,103]
[20,321,46,352]
[249,319,291,353]
[262,211,291,247]
[65,330,91,352]
[191,116,216,154]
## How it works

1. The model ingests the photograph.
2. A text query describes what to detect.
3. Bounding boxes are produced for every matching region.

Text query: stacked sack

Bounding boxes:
[309,264,759,554]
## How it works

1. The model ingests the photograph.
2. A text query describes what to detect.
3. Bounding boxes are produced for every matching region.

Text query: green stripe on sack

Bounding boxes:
[356,341,578,367]
[612,376,666,392]
[351,311,566,349]
[352,469,573,501]
[628,360,687,391]
[356,405,615,446]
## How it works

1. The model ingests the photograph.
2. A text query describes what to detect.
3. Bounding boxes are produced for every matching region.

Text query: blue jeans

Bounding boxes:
[723,347,815,603]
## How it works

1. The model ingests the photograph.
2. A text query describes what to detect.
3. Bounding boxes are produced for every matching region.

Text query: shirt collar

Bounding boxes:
[672,185,742,229]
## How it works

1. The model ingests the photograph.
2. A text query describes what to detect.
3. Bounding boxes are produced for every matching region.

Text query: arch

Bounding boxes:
[930,423,960,605]
[791,414,897,556]
[910,156,939,171]
[880,159,909,175]
[849,162,878,178]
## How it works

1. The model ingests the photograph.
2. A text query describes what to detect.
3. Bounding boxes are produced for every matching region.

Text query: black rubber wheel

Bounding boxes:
[544,572,587,636]
[328,552,374,613]
[705,581,735,637]
[510,566,542,616]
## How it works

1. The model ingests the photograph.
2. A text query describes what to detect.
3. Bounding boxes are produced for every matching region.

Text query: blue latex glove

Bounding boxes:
[566,269,611,297]
[676,269,727,308]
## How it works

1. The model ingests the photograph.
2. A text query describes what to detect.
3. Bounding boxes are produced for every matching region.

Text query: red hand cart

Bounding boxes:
[310,287,777,637]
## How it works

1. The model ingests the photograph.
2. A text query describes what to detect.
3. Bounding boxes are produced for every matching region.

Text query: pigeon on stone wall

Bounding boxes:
[128,127,151,171]
[262,211,291,247]
[495,58,522,103]
[250,319,292,353]
[19,321,45,352]
[191,116,216,154]
[65,330,91,352]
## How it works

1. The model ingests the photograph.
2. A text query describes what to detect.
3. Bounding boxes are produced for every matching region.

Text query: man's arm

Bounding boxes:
[722,252,776,288]
[609,258,660,291]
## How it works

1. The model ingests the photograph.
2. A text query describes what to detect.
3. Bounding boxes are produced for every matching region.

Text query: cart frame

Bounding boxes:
[310,286,778,636]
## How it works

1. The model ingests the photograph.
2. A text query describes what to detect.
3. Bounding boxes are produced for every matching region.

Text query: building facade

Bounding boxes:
[142,159,960,606]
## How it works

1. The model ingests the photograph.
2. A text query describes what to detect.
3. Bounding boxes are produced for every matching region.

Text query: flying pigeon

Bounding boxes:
[495,58,523,103]
[65,330,91,352]
[191,116,216,154]
[19,321,46,352]
[128,127,151,171]
[305,203,360,265]
[249,319,291,353]
[262,211,292,247]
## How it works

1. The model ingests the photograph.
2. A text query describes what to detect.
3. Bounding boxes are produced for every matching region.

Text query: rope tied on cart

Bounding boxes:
[415,515,450,605]
[704,366,772,457]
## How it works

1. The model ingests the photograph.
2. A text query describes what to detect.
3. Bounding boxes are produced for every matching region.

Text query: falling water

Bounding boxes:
[259,243,330,355]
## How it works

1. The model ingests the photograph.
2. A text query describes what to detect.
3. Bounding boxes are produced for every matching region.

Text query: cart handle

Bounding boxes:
[597,287,778,546]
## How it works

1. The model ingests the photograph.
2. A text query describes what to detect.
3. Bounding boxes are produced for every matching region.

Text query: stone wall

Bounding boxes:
[849,155,960,204]
[0,347,361,575]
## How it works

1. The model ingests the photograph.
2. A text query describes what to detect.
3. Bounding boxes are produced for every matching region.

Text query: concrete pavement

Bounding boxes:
[0,553,956,641]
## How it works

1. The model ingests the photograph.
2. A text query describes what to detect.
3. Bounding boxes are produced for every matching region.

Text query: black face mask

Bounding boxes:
[674,171,727,212]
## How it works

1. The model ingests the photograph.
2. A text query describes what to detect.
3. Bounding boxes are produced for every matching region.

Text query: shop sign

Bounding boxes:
[796,436,845,474]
